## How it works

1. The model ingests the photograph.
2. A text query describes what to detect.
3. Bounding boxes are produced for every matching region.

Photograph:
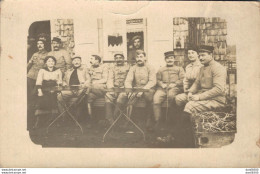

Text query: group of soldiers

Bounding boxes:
[28,36,227,144]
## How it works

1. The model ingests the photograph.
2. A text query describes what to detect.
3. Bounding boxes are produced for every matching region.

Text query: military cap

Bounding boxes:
[164,51,175,58]
[131,35,141,43]
[136,49,146,56]
[198,45,214,53]
[114,53,125,58]
[187,44,199,52]
[52,37,61,43]
[71,55,82,60]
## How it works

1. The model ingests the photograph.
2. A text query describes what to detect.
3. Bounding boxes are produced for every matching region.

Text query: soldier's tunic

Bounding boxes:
[57,66,91,113]
[153,65,185,104]
[175,60,202,106]
[105,64,130,103]
[87,64,109,103]
[119,64,156,104]
[183,60,227,114]
[48,49,72,74]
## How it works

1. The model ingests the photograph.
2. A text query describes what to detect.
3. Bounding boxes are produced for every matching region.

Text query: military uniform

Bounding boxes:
[87,64,109,103]
[48,49,72,74]
[106,64,130,103]
[175,60,202,107]
[105,63,130,124]
[121,64,156,103]
[154,65,185,104]
[183,59,227,114]
[57,66,91,115]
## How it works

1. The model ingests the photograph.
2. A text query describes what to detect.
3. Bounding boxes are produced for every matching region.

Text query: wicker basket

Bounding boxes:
[192,111,236,148]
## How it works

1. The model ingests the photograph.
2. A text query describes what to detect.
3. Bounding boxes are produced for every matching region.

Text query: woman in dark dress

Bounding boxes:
[33,56,62,128]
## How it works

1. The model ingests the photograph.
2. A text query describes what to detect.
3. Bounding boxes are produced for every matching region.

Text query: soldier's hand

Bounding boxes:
[136,92,143,98]
[190,94,200,101]
[168,83,176,89]
[187,92,193,101]
[80,83,86,89]
[161,83,167,89]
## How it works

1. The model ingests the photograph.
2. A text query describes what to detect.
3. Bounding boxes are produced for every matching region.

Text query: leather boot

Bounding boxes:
[180,112,195,148]
[146,104,154,131]
[105,102,114,124]
[153,104,161,123]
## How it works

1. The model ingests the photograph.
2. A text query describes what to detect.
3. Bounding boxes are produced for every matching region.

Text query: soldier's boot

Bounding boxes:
[180,112,195,147]
[153,104,166,136]
[86,103,93,129]
[105,102,115,125]
[146,104,154,131]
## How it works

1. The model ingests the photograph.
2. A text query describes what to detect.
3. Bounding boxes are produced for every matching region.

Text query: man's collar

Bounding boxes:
[137,63,145,67]
[92,64,100,68]
[204,59,214,67]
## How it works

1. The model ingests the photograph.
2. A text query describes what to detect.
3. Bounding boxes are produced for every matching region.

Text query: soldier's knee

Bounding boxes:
[153,92,163,104]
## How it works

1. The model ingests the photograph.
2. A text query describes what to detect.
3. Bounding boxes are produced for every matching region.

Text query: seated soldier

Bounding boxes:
[177,45,227,147]
[175,44,202,109]
[119,50,156,130]
[105,53,130,126]
[153,51,185,131]
[87,55,108,120]
[57,56,91,120]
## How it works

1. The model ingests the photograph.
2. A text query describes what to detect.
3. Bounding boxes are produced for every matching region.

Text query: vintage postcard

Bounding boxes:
[0,0,259,168]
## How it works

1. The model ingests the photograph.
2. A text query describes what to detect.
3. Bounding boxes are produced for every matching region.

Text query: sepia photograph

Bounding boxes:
[26,16,237,148]
[0,0,259,168]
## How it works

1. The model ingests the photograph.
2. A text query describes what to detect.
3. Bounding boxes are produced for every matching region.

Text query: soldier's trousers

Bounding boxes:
[153,87,181,104]
[57,89,84,114]
[175,93,225,114]
[87,86,106,103]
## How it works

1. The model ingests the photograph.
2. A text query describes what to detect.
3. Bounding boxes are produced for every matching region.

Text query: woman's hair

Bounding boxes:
[91,55,102,63]
[44,56,57,64]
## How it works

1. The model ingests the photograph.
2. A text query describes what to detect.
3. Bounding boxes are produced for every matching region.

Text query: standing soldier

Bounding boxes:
[27,39,48,130]
[105,53,130,125]
[175,45,203,108]
[48,37,72,74]
[153,51,185,131]
[87,55,109,121]
[123,50,156,130]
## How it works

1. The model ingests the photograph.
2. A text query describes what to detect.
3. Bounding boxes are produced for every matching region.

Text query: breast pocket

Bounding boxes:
[93,69,102,79]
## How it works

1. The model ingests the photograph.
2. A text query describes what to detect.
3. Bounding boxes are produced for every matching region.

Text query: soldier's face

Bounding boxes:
[46,58,55,68]
[90,56,100,66]
[136,54,146,65]
[165,56,175,66]
[188,50,199,62]
[52,41,60,51]
[72,58,81,68]
[115,55,124,66]
[133,39,141,49]
[199,52,213,65]
[37,41,45,51]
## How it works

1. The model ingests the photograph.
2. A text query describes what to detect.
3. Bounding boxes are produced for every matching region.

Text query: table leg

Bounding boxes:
[47,91,85,134]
